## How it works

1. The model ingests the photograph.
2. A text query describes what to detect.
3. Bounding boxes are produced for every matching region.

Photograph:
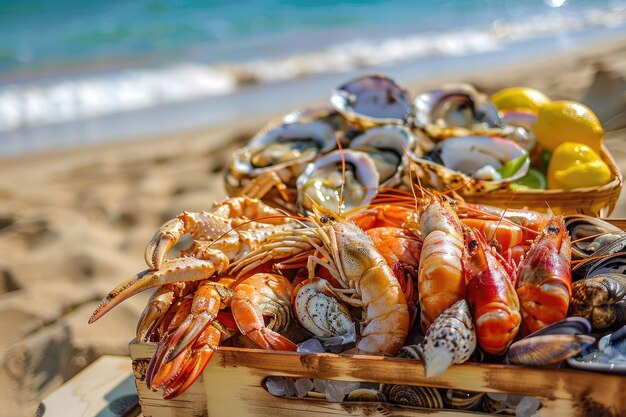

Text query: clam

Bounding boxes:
[381,384,444,408]
[296,150,379,213]
[420,299,476,377]
[414,83,507,140]
[569,274,626,331]
[346,388,387,402]
[225,121,337,203]
[411,136,529,194]
[444,389,484,410]
[349,125,416,187]
[330,75,413,129]
[564,214,626,260]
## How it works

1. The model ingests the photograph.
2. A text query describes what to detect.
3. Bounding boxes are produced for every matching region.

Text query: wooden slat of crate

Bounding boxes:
[129,342,625,417]
[39,355,140,417]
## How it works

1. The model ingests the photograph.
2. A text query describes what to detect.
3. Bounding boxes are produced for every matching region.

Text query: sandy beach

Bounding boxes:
[1,35,626,416]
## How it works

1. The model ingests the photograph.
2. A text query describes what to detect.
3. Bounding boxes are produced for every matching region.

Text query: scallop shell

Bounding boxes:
[330,74,413,129]
[349,125,416,187]
[381,384,444,408]
[411,136,529,194]
[420,299,476,377]
[569,274,626,331]
[346,388,387,402]
[296,149,380,213]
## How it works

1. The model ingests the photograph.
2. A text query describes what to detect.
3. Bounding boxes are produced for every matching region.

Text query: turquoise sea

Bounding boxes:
[1,0,626,154]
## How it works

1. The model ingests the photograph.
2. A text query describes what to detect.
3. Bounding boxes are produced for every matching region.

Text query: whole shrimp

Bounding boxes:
[463,226,521,355]
[418,195,466,332]
[307,205,410,355]
[516,216,572,334]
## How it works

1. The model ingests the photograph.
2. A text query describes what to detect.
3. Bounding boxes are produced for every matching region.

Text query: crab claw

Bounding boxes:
[89,255,228,324]
[162,324,224,399]
[145,218,186,270]
[165,280,233,360]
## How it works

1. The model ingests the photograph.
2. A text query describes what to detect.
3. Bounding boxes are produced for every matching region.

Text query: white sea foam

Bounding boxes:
[1,6,625,133]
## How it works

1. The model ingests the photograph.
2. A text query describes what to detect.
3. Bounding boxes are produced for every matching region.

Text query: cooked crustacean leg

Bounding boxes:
[230,273,297,351]
[463,226,521,355]
[164,278,234,360]
[516,216,572,335]
[136,282,191,343]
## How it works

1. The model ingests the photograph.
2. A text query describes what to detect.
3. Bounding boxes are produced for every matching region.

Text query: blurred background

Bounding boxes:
[1,1,626,415]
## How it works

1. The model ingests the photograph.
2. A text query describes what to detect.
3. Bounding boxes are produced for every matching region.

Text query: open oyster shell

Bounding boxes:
[225,121,337,203]
[349,125,416,188]
[410,135,529,194]
[330,74,413,130]
[296,149,379,214]
[414,83,507,140]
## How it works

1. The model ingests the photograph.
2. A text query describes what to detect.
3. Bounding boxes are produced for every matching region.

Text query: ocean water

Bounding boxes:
[1,0,626,154]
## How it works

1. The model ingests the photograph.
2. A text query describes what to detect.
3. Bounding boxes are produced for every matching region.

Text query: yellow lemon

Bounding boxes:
[490,87,550,113]
[547,142,611,190]
[534,101,604,153]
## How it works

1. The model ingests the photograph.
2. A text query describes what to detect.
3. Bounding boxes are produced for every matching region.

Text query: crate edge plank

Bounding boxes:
[130,342,625,417]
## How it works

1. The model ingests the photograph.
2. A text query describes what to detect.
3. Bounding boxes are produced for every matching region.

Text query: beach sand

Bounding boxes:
[1,36,625,416]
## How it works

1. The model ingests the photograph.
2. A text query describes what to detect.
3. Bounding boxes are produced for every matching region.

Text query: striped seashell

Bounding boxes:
[420,299,476,377]
[346,388,387,402]
[381,384,444,408]
[444,389,485,410]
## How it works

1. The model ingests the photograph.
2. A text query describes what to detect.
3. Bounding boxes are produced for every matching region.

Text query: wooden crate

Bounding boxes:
[129,341,625,417]
[129,219,626,417]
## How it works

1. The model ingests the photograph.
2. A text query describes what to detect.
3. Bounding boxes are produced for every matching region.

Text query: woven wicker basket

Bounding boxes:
[459,145,623,217]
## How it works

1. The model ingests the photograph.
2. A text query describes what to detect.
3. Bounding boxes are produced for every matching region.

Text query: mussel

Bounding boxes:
[330,74,413,129]
[505,317,594,367]
[411,136,529,194]
[296,149,379,213]
[568,325,626,374]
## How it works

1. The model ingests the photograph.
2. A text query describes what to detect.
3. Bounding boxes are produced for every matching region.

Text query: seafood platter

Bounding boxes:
[89,75,626,416]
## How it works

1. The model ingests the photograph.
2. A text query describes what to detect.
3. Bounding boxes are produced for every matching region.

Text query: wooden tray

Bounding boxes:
[129,341,625,417]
